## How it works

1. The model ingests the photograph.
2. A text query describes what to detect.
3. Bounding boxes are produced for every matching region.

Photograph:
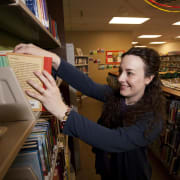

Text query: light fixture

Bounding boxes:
[134,45,147,47]
[172,21,180,25]
[175,36,180,38]
[138,35,162,38]
[149,42,166,44]
[132,42,138,44]
[109,17,150,24]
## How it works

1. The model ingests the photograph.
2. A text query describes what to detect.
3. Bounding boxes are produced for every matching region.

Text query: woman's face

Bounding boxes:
[118,55,153,105]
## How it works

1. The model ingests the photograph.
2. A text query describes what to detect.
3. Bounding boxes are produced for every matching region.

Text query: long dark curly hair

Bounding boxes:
[100,47,166,136]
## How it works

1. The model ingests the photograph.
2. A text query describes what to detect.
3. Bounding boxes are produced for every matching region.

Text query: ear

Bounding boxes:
[145,75,154,85]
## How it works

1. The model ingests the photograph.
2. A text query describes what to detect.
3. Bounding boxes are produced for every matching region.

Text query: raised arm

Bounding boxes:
[14,43,112,102]
[63,111,162,152]
[56,59,112,102]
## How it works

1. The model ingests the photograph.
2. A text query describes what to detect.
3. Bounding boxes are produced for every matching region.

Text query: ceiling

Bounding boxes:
[63,0,180,46]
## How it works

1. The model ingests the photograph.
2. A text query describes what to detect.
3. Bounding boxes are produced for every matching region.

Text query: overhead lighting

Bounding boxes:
[175,36,180,38]
[132,42,138,44]
[172,21,180,25]
[149,42,166,44]
[138,35,162,38]
[134,45,147,47]
[109,17,150,24]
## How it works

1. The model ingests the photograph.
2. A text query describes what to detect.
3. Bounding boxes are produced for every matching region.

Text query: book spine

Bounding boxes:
[42,57,52,111]
[36,0,43,24]
[42,0,49,29]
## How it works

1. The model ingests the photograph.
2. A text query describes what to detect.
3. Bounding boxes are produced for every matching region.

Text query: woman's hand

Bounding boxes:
[26,70,68,120]
[14,43,61,70]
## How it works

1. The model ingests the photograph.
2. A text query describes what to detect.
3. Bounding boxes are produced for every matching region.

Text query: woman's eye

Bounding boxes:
[127,72,132,75]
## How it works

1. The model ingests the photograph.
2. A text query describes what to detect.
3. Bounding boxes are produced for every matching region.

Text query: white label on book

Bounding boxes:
[29,99,40,109]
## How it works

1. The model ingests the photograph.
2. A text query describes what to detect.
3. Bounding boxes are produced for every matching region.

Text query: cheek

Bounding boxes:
[128,77,145,87]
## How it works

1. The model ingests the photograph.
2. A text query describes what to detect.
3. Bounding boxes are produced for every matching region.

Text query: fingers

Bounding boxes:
[25,90,43,102]
[42,70,56,86]
[33,71,52,89]
[27,79,45,95]
[14,43,30,54]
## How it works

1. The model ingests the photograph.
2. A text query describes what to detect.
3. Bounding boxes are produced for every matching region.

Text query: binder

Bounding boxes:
[0,67,35,122]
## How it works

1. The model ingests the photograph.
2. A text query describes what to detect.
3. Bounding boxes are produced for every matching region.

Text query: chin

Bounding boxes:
[120,91,129,97]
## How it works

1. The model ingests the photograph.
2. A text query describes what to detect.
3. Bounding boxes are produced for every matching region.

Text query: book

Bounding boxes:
[5,167,38,180]
[76,48,83,56]
[0,53,52,111]
[10,150,43,180]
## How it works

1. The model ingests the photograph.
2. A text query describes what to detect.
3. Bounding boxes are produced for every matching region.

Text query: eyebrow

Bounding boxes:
[119,67,135,72]
[126,68,135,72]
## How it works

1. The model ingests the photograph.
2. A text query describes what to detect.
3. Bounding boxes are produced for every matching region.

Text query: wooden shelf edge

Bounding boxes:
[12,1,61,47]
[0,119,37,179]
[75,64,88,66]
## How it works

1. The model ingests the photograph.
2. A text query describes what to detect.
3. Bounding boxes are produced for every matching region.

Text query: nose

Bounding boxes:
[118,72,126,83]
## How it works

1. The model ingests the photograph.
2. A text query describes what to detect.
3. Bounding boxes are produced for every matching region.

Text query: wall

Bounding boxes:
[154,41,180,55]
[65,31,132,84]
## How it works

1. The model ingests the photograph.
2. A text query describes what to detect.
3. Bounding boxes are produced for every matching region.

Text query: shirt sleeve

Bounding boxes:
[62,111,163,152]
[55,59,113,102]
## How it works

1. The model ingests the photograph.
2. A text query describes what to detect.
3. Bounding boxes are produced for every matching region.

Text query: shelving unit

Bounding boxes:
[75,55,89,74]
[160,55,180,72]
[74,55,89,103]
[0,0,70,179]
[0,0,61,48]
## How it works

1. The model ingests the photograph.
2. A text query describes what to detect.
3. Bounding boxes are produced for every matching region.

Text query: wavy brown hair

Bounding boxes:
[100,47,166,135]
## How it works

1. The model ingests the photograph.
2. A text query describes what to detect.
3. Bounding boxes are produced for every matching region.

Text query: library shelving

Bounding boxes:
[0,0,70,179]
[160,55,180,72]
[107,71,180,179]
[74,55,89,103]
[75,55,89,74]
[0,0,61,48]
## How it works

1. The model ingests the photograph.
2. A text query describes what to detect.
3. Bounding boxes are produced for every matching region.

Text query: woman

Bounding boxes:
[14,44,166,180]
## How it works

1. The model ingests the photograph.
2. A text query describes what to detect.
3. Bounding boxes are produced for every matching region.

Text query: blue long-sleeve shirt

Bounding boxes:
[55,59,163,179]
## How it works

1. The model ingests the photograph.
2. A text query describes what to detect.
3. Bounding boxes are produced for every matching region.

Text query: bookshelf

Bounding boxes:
[0,0,70,179]
[75,55,89,74]
[0,0,61,48]
[74,55,89,102]
[160,55,180,72]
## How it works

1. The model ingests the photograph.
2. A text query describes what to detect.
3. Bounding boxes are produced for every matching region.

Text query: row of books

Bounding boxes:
[160,55,180,61]
[75,58,88,65]
[168,100,180,126]
[150,99,180,177]
[150,137,180,176]
[6,114,63,180]
[164,125,180,150]
[25,0,49,29]
[25,0,60,41]
[161,144,180,175]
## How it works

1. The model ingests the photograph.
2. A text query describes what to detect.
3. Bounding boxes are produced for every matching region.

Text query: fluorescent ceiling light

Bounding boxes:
[134,45,147,47]
[132,42,138,44]
[176,36,180,38]
[149,42,166,44]
[172,21,180,25]
[138,35,162,38]
[109,17,150,24]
